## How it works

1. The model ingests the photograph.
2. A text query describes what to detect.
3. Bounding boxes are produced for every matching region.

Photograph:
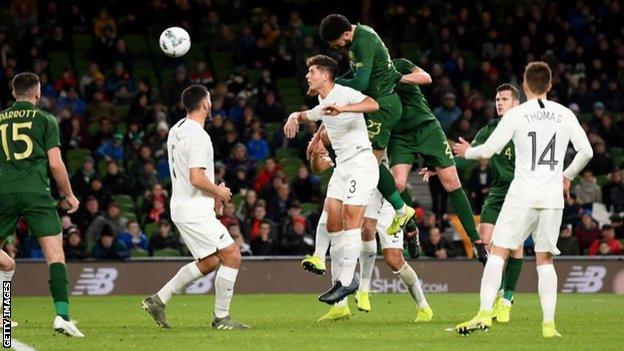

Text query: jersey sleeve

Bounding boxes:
[344,86,367,105]
[335,38,373,91]
[305,105,323,122]
[465,112,516,159]
[43,114,61,151]
[393,58,416,75]
[471,126,490,147]
[188,134,211,169]
[563,113,593,180]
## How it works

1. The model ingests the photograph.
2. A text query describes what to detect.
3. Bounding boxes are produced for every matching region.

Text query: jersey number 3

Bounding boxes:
[0,122,34,161]
[528,132,558,171]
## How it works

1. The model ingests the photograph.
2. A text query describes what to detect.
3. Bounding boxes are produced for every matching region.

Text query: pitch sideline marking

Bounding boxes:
[12,338,37,351]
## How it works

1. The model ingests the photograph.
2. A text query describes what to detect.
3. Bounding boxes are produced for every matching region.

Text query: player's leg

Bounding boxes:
[302,201,329,275]
[212,242,250,330]
[534,209,563,338]
[0,196,17,311]
[496,247,523,323]
[355,217,377,312]
[318,221,350,322]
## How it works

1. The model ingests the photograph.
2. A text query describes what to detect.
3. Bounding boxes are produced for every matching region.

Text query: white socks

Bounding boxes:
[157,262,203,304]
[214,266,239,318]
[537,264,557,323]
[0,269,14,285]
[395,263,429,309]
[313,211,330,258]
[329,232,347,307]
[358,239,377,292]
[479,254,505,312]
[338,229,362,286]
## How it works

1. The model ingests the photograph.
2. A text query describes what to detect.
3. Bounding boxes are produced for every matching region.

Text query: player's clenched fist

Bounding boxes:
[65,194,80,214]
[321,104,343,116]
[283,112,301,139]
[216,183,232,202]
[452,137,471,158]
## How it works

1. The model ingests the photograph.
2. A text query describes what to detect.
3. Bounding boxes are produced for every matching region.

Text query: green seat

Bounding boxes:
[97,159,109,178]
[276,148,300,162]
[578,113,593,124]
[112,194,134,206]
[130,249,149,258]
[282,158,302,179]
[49,51,71,80]
[72,34,92,51]
[123,34,150,58]
[66,148,92,174]
[122,211,137,222]
[597,174,609,187]
[301,202,318,216]
[232,193,244,207]
[74,58,90,78]
[114,105,130,120]
[144,222,159,238]
[265,122,280,137]
[611,147,623,167]
[153,248,181,257]
[211,52,233,80]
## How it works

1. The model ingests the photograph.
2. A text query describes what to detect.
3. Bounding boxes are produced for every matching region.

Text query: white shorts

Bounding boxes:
[492,206,563,255]
[175,218,235,259]
[326,151,379,206]
[364,190,403,250]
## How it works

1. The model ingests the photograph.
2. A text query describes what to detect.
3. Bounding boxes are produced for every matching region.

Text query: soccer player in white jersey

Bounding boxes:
[284,54,380,304]
[452,62,593,337]
[141,84,250,330]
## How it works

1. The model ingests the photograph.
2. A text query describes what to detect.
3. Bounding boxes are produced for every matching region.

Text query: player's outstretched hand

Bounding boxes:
[452,137,470,158]
[65,194,80,214]
[321,104,343,116]
[418,167,437,182]
[216,183,232,203]
[283,113,300,139]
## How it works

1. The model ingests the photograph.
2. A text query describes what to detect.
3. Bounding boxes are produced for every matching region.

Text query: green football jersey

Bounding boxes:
[393,58,437,132]
[0,101,60,194]
[336,23,401,98]
[472,118,514,196]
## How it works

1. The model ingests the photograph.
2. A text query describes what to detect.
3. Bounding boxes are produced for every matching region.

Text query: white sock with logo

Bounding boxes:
[214,266,239,318]
[313,212,330,259]
[537,264,557,323]
[358,239,377,292]
[395,263,429,309]
[0,270,14,285]
[157,262,203,304]
[339,229,362,286]
[329,231,347,308]
[479,254,505,312]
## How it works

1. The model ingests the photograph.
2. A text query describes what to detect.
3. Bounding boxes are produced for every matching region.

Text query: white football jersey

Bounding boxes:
[307,84,372,164]
[167,117,216,222]
[466,98,592,209]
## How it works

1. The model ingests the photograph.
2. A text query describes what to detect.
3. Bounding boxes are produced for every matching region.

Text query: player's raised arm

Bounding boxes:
[562,116,593,181]
[322,96,379,116]
[399,66,432,86]
[283,107,321,139]
[455,110,516,159]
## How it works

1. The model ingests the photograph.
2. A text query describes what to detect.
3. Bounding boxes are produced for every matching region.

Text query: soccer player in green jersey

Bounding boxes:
[471,84,523,322]
[317,14,415,236]
[0,73,84,337]
[390,57,488,263]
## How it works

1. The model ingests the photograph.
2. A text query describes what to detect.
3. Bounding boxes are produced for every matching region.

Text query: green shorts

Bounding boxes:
[0,193,61,238]
[480,192,507,225]
[365,93,402,150]
[388,119,455,168]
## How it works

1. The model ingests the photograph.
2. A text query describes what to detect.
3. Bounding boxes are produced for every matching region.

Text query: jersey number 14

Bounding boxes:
[528,132,558,171]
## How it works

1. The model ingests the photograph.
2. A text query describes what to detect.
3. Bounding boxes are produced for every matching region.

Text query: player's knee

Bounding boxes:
[342,211,361,230]
[361,219,376,241]
[395,178,407,193]
[220,245,242,268]
[326,220,342,233]
[383,250,404,271]
[439,168,461,192]
[0,258,15,272]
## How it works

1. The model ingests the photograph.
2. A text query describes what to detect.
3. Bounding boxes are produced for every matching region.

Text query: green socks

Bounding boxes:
[502,258,523,301]
[49,262,70,321]
[449,189,480,241]
[377,164,405,211]
[401,189,414,207]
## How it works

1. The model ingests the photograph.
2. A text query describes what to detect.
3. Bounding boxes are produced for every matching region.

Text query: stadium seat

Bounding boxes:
[114,105,130,121]
[74,58,91,78]
[49,51,71,80]
[153,248,181,257]
[232,193,244,207]
[122,34,150,58]
[112,194,135,207]
[66,148,92,174]
[611,147,623,167]
[276,148,300,162]
[97,159,108,177]
[71,34,92,60]
[144,222,159,238]
[399,42,420,61]
[281,158,302,179]
[211,52,233,80]
[300,202,318,216]
[265,122,281,138]
[130,249,149,258]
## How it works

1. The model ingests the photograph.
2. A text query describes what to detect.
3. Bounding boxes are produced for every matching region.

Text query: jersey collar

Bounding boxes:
[12,101,36,109]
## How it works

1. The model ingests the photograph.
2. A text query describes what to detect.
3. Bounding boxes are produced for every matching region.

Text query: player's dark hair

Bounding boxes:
[319,14,352,42]
[11,72,40,97]
[181,84,209,113]
[523,62,551,95]
[306,55,337,80]
[496,83,520,101]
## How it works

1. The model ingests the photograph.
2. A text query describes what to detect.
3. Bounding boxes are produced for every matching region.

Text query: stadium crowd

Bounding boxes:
[1,0,623,259]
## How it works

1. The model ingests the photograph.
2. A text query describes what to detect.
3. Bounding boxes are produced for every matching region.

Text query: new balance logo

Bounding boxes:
[562,265,606,293]
[72,268,118,295]
[185,272,216,294]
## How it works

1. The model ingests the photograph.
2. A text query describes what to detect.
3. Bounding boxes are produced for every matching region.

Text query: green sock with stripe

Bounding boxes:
[502,258,523,301]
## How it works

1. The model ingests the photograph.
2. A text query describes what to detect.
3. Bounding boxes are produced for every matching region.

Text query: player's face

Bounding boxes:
[306,66,327,91]
[328,32,352,49]
[202,92,212,119]
[495,90,518,116]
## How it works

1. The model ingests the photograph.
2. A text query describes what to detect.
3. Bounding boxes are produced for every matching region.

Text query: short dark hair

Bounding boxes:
[496,83,520,101]
[306,55,338,80]
[181,84,209,113]
[523,62,552,95]
[12,72,40,97]
[319,14,351,42]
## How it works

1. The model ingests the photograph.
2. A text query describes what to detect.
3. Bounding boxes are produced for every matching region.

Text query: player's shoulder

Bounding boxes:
[334,84,362,97]
[175,118,209,139]
[392,58,415,73]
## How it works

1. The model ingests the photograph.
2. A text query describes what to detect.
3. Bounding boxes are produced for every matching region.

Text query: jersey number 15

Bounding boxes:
[0,122,33,161]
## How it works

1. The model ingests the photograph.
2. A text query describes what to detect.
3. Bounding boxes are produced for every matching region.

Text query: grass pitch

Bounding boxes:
[11,293,622,351]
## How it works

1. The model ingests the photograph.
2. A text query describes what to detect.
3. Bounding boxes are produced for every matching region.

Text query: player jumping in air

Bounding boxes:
[284,55,380,304]
[142,84,249,330]
[0,73,84,337]
[453,62,593,337]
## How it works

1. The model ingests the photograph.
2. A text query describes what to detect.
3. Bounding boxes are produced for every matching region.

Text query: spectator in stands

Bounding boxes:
[574,213,602,253]
[220,202,240,228]
[256,91,286,123]
[190,60,215,87]
[93,7,117,39]
[145,198,169,224]
[56,86,87,115]
[75,196,102,233]
[165,66,190,107]
[229,225,252,256]
[468,159,492,213]
[149,220,179,255]
[588,142,614,176]
[236,189,257,221]
[86,203,128,248]
[63,115,93,150]
[251,221,275,255]
[118,221,148,252]
[228,94,247,125]
[611,214,624,239]
[423,227,457,259]
[290,164,320,203]
[242,203,273,242]
[434,92,461,132]
[247,129,270,161]
[54,69,78,94]
[254,158,281,194]
[279,215,313,255]
[93,117,114,147]
[103,161,129,195]
[149,122,169,161]
[136,160,160,195]
[71,156,98,199]
[574,170,602,205]
[112,39,133,73]
[596,114,624,148]
[89,178,112,209]
[88,91,115,122]
[226,143,257,183]
[91,229,129,260]
[64,227,89,260]
[96,132,125,162]
[268,183,293,222]
[60,215,76,237]
[589,225,623,256]
[602,169,624,212]
[141,183,168,214]
[557,225,580,256]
